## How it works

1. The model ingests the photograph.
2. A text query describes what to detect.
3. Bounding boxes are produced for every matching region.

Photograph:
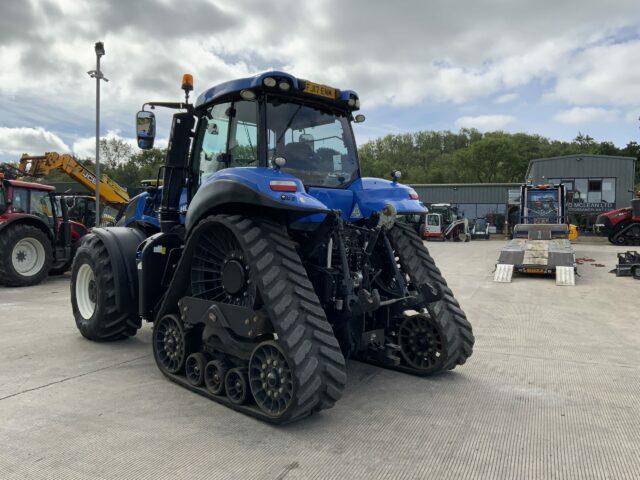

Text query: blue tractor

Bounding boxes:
[70,72,474,423]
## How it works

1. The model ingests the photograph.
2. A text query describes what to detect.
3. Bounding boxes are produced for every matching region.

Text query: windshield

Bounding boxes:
[266,97,359,187]
[526,189,560,223]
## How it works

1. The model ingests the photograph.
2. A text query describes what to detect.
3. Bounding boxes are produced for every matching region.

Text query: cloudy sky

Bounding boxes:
[1,0,640,162]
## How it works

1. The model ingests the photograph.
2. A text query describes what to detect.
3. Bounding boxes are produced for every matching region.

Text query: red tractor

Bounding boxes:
[595,192,640,245]
[0,171,86,286]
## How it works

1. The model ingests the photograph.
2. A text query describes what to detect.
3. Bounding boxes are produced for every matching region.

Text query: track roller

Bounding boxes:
[225,368,249,405]
[204,360,228,396]
[185,353,207,386]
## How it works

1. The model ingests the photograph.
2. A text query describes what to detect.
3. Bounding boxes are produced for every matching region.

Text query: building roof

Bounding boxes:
[409,183,520,188]
[528,154,636,165]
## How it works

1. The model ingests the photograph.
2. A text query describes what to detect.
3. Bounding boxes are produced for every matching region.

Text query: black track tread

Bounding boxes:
[0,223,53,287]
[208,215,347,422]
[70,234,140,341]
[388,222,474,369]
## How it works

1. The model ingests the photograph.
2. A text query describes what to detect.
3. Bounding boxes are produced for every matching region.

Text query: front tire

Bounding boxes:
[70,234,141,341]
[0,224,52,287]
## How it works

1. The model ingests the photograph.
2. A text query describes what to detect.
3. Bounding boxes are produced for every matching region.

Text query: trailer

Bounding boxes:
[494,184,576,286]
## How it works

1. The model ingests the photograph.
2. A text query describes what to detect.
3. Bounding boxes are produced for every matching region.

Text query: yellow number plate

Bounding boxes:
[525,268,545,274]
[303,81,337,99]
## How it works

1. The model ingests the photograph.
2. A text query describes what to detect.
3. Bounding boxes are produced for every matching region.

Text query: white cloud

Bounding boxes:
[455,115,515,131]
[495,93,519,104]
[551,39,640,106]
[0,127,69,156]
[72,130,168,159]
[553,107,618,124]
[1,0,640,145]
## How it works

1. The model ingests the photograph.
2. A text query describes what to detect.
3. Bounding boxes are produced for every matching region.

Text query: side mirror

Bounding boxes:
[136,111,156,150]
[354,114,366,123]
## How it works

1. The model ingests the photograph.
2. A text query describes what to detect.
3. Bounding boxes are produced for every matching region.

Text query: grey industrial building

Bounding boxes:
[411,154,636,231]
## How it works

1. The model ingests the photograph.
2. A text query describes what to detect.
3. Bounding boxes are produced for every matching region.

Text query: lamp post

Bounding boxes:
[87,41,108,227]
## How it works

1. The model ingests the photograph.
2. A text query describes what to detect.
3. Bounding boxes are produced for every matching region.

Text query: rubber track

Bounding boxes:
[72,235,140,341]
[197,215,347,422]
[0,223,52,287]
[388,222,474,368]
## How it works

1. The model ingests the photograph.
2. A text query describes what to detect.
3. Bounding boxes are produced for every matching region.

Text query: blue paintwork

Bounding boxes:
[122,191,160,228]
[195,71,359,110]
[198,168,426,224]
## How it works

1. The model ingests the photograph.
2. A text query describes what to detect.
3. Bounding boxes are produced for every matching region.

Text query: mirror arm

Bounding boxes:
[143,102,194,113]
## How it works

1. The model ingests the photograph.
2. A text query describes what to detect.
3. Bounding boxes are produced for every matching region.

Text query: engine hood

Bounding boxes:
[307,177,426,221]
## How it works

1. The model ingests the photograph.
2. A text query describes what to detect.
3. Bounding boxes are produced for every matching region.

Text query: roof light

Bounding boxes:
[409,190,419,200]
[263,77,276,87]
[240,89,256,100]
[270,180,297,192]
[278,81,290,91]
[181,74,193,91]
[355,99,360,108]
[348,98,356,107]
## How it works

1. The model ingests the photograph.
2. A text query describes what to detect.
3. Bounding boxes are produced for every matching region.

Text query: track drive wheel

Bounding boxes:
[188,215,347,422]
[388,222,474,370]
[71,234,140,341]
[0,224,52,287]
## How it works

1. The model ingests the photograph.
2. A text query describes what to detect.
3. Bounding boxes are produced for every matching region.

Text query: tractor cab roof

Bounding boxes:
[5,178,55,191]
[195,71,360,112]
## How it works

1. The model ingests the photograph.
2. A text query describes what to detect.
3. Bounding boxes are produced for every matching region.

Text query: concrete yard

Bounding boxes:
[0,240,638,479]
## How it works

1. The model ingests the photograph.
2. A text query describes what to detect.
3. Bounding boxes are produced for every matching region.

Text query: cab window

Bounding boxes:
[198,101,231,183]
[195,100,258,186]
[30,190,54,226]
[11,188,28,213]
[228,100,258,167]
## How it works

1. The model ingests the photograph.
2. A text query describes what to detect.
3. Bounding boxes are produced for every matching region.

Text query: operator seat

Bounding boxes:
[282,142,315,170]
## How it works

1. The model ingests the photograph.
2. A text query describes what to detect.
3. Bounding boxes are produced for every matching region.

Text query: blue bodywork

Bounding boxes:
[195,71,359,110]
[121,188,188,229]
[194,167,426,225]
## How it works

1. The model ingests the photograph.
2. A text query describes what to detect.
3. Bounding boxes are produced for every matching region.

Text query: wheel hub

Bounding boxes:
[398,314,444,370]
[221,259,246,295]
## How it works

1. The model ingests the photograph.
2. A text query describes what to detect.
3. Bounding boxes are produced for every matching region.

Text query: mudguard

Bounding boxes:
[185,178,328,233]
[89,227,146,313]
[0,213,53,240]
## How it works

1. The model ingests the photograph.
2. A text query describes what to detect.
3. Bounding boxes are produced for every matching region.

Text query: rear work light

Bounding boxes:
[270,180,297,192]
[409,190,419,200]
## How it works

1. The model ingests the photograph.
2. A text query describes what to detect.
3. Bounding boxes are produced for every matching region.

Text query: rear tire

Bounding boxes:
[70,234,140,341]
[0,224,52,287]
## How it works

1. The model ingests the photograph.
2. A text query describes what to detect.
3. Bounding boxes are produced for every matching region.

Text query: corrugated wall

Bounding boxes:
[410,183,519,204]
[527,155,635,206]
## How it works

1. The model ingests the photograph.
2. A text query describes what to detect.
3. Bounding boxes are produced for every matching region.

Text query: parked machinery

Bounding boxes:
[0,171,75,286]
[595,192,640,245]
[70,72,474,424]
[494,183,576,286]
[423,204,470,242]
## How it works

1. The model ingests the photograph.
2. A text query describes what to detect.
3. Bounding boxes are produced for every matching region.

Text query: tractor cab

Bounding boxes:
[136,72,421,230]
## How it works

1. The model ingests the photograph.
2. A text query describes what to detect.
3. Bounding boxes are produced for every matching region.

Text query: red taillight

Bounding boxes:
[270,180,297,192]
[409,190,419,200]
